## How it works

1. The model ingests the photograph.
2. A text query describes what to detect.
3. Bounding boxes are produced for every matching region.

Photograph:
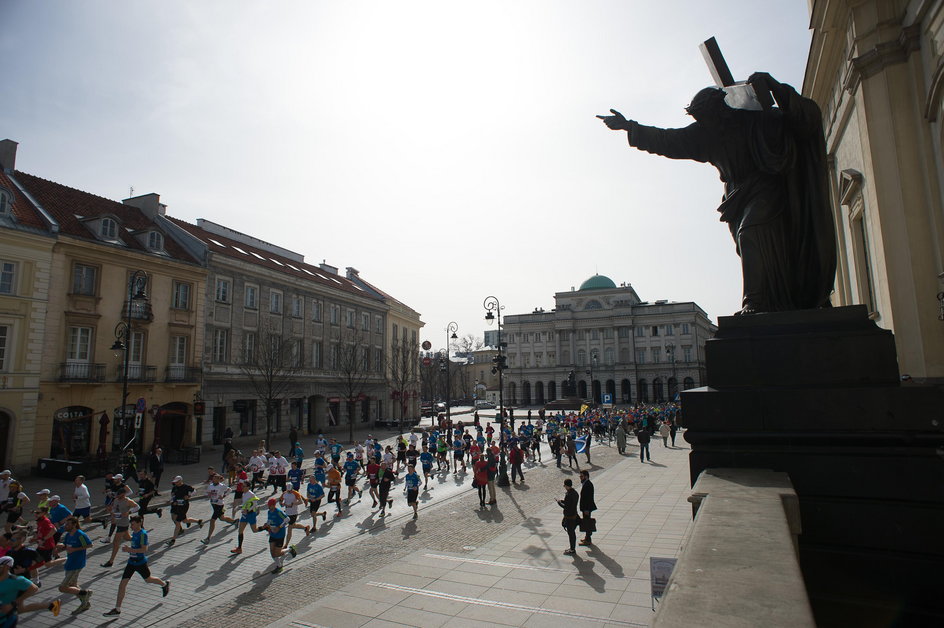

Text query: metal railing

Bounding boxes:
[164,365,201,383]
[58,362,106,382]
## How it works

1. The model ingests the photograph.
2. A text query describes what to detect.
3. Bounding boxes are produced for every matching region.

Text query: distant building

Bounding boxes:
[503,274,715,405]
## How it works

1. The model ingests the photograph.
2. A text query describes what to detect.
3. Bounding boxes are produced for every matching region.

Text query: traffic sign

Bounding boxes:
[135,397,147,413]
[421,340,432,351]
[422,357,432,367]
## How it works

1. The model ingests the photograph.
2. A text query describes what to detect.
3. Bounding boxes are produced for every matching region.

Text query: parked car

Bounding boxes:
[421,402,435,418]
[435,402,447,413]
[475,400,496,409]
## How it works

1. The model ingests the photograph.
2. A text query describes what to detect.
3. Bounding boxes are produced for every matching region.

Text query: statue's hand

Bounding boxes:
[596,109,630,131]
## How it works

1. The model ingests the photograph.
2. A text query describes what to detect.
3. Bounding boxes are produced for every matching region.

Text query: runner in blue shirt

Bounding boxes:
[58,516,93,614]
[287,463,304,491]
[342,453,362,504]
[102,516,168,616]
[403,465,422,520]
[452,438,466,473]
[262,499,297,575]
[305,476,327,531]
[419,446,434,489]
[329,439,343,466]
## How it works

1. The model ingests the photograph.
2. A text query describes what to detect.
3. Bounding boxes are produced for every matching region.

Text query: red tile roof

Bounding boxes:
[12,171,199,264]
[168,217,382,301]
[0,170,51,232]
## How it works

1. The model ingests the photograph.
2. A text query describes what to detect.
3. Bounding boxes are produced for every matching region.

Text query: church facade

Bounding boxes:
[502,275,715,406]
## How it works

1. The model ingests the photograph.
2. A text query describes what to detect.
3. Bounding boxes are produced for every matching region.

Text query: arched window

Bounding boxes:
[683,377,695,390]
[101,217,118,239]
[653,378,664,402]
[637,379,648,403]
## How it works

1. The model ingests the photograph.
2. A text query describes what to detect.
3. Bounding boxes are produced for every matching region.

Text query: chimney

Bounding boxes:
[345,266,360,279]
[122,193,166,219]
[0,140,18,173]
[320,261,338,275]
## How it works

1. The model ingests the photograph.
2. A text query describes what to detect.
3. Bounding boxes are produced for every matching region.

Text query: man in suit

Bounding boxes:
[557,479,579,555]
[579,470,597,546]
[148,448,165,493]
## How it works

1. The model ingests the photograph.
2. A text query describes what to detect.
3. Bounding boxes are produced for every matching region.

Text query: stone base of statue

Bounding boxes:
[543,397,586,412]
[681,305,944,626]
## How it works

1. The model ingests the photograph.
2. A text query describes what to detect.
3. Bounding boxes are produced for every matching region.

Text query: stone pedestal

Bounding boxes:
[681,305,944,627]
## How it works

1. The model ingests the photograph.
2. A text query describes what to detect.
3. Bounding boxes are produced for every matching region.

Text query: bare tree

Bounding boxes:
[239,318,300,451]
[386,336,420,434]
[334,326,377,443]
[454,334,484,358]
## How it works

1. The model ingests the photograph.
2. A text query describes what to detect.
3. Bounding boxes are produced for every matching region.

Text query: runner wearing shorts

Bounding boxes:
[202,474,235,545]
[58,516,93,615]
[404,465,421,520]
[305,476,327,532]
[261,499,296,575]
[102,516,169,616]
[231,491,264,554]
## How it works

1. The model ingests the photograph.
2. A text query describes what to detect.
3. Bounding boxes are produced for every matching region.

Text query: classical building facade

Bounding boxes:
[0,145,208,468]
[167,218,409,442]
[503,274,715,406]
[805,0,944,383]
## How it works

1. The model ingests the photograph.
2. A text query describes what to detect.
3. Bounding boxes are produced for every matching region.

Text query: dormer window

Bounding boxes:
[0,188,11,215]
[101,218,118,239]
[147,231,164,250]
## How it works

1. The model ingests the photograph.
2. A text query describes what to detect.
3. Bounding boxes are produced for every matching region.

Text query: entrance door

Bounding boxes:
[0,411,11,468]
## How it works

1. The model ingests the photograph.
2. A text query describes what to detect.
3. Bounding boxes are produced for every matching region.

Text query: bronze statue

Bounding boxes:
[599,72,836,314]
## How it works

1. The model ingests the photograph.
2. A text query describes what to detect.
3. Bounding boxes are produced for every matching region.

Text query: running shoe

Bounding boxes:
[156,509,163,518]
[271,566,283,575]
[166,539,175,547]
[197,519,204,528]
[230,547,242,554]
[100,561,113,568]
[104,608,121,616]
[76,590,92,613]
[200,539,209,545]
[161,580,170,597]
[50,600,61,617]
[288,545,297,558]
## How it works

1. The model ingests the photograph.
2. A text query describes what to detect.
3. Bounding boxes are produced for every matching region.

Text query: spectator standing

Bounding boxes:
[635,426,652,463]
[558,479,579,555]
[147,449,165,493]
[578,470,597,546]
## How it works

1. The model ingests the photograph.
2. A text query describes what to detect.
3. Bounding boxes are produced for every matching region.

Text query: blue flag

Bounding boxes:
[575,436,588,454]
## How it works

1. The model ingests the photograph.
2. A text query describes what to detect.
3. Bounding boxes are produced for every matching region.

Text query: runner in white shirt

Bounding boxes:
[201,474,236,545]
[267,452,289,495]
[73,476,93,524]
[248,451,267,491]
[278,486,309,546]
[354,443,365,469]
[0,470,11,504]
[408,431,419,448]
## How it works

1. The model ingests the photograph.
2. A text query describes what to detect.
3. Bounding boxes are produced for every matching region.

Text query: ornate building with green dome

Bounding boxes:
[502,274,715,405]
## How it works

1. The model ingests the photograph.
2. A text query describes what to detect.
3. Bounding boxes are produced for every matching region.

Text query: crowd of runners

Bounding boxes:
[0,403,680,625]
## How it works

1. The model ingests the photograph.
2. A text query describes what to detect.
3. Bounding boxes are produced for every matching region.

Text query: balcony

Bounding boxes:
[115,364,156,382]
[165,365,201,383]
[58,362,106,382]
[122,300,153,322]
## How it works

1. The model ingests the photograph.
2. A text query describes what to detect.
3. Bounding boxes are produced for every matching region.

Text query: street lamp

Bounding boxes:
[445,322,458,423]
[585,351,598,404]
[110,270,148,455]
[484,296,510,487]
[665,343,678,402]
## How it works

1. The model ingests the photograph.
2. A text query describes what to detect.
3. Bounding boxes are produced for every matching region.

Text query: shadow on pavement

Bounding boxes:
[475,506,504,523]
[571,553,607,593]
[586,544,625,579]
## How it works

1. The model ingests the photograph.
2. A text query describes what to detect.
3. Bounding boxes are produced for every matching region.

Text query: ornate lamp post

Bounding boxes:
[484,296,510,487]
[445,322,458,423]
[110,270,148,454]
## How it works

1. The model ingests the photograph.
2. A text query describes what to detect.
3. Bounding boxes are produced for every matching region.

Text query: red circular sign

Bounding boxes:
[422,357,432,367]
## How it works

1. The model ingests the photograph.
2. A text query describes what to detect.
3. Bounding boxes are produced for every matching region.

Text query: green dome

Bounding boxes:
[579,274,617,291]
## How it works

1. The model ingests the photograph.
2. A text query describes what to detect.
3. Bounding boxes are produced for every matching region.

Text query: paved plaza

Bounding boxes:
[18,423,694,627]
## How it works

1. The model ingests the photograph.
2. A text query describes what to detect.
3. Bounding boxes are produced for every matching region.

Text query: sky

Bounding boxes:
[1,1,814,347]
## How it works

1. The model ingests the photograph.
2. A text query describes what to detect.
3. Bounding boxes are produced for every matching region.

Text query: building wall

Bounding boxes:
[505,284,714,405]
[0,228,53,473]
[806,0,944,382]
[37,238,205,461]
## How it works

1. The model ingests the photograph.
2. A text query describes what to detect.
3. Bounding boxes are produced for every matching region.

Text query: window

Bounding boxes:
[311,300,322,322]
[577,349,586,365]
[666,324,674,336]
[411,330,417,344]
[375,348,383,372]
[681,323,691,335]
[213,329,229,363]
[0,261,14,294]
[651,347,661,363]
[72,264,97,296]
[243,332,256,363]
[312,341,322,369]
[329,343,339,369]
[67,326,92,361]
[293,340,304,367]
[100,218,118,239]
[361,312,370,331]
[651,326,659,336]
[604,328,613,339]
[683,346,693,362]
[170,336,188,370]
[591,329,599,340]
[604,347,614,365]
[172,281,191,310]
[361,346,370,371]
[346,309,356,328]
[577,330,586,340]
[635,327,644,337]
[392,324,399,341]
[215,277,230,303]
[269,290,282,314]
[636,349,646,364]
[374,316,382,333]
[147,231,164,250]
[0,189,10,214]
[330,304,339,325]
[291,295,303,318]
[245,285,258,309]
[0,325,8,370]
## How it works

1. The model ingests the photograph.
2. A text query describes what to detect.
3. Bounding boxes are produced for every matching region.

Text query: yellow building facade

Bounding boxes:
[805,0,944,382]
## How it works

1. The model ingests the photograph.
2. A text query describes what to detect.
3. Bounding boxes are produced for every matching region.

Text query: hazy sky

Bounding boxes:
[2,1,813,346]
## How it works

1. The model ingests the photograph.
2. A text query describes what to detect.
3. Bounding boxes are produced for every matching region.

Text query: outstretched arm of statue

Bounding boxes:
[597,109,632,134]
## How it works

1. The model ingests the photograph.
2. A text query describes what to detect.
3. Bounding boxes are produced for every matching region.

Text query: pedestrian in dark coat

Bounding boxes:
[558,479,579,555]
[578,470,597,545]
[148,448,165,492]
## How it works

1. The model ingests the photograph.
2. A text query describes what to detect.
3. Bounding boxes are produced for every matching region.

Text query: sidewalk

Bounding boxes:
[266,437,694,628]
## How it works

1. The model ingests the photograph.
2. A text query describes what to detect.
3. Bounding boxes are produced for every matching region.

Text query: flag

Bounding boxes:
[575,436,588,454]
[580,404,589,415]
